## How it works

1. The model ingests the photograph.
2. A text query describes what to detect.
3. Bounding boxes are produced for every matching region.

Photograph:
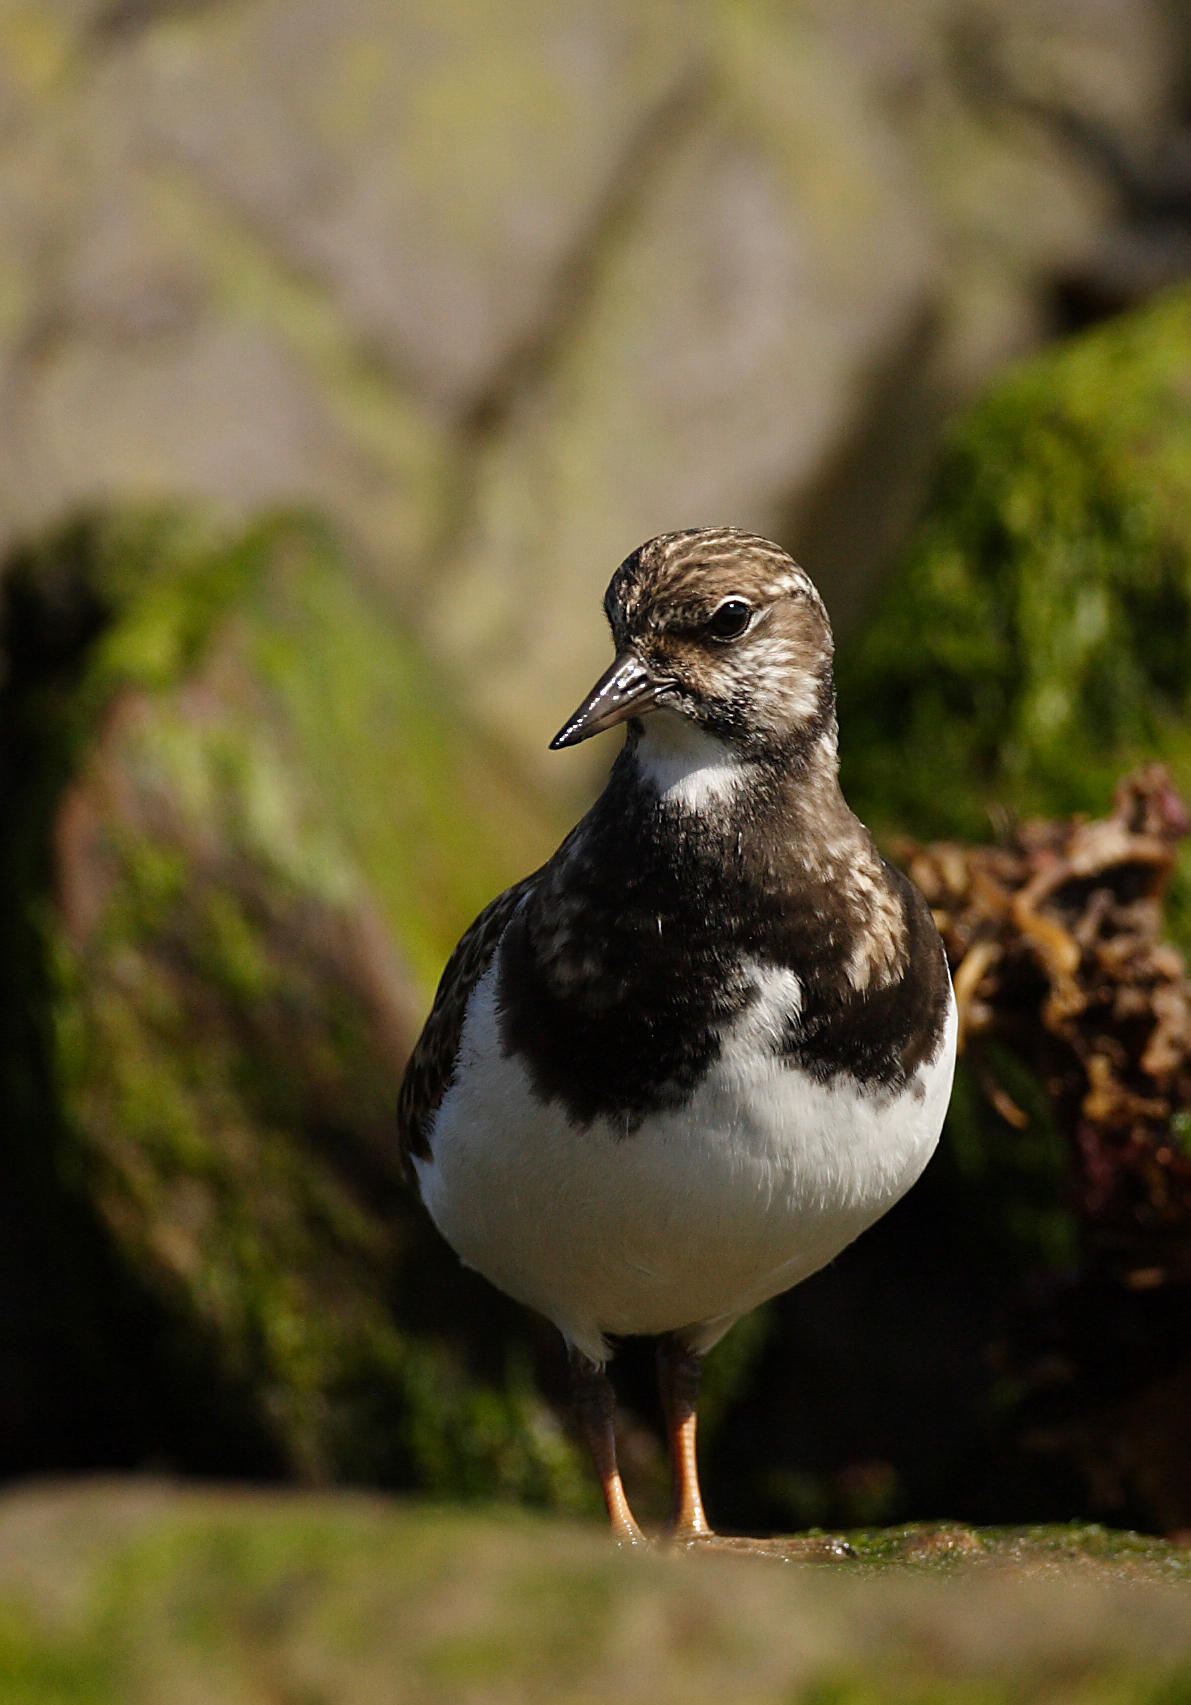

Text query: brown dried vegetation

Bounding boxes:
[906,768,1191,1527]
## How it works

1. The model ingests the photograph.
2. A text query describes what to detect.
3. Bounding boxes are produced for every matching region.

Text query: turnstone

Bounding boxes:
[398,528,957,1544]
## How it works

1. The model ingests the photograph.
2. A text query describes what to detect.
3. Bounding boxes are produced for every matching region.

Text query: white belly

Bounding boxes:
[415,960,957,1363]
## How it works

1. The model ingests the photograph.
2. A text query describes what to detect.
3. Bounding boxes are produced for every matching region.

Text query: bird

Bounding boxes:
[397,527,957,1546]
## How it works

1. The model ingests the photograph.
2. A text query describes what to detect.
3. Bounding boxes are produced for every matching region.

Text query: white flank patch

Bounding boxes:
[415,959,958,1364]
[633,710,749,813]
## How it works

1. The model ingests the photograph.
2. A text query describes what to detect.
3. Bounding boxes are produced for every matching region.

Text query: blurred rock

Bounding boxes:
[1,1481,1190,1705]
[0,0,1187,781]
[432,12,938,761]
[0,509,589,1502]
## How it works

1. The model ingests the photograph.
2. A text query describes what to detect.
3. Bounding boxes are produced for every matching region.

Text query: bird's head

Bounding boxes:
[550,529,836,769]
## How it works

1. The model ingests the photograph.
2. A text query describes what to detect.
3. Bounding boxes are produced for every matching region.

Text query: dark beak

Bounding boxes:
[549,650,672,749]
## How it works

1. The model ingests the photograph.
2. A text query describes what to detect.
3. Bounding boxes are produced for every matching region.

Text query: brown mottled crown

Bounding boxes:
[605,528,818,633]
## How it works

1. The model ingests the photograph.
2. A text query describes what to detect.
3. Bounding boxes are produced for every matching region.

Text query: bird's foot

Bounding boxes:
[609,1514,651,1551]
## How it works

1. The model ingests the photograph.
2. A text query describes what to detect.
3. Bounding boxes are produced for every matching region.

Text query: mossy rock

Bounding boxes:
[837,282,1191,865]
[2,1481,1191,1705]
[0,510,595,1508]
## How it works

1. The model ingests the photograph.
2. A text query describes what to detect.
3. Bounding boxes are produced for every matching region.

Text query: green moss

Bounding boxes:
[241,521,559,989]
[1,508,585,1506]
[55,776,584,1495]
[838,1520,1191,1580]
[837,284,1191,866]
[0,1607,116,1705]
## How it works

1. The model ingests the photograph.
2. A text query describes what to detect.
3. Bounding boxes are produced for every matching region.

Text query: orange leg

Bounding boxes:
[657,1335,713,1539]
[569,1347,645,1545]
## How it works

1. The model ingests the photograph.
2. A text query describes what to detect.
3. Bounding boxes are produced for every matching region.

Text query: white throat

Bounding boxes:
[633,710,748,813]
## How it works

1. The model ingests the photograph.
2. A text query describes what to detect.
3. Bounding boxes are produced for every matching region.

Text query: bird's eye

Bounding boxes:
[706,599,752,642]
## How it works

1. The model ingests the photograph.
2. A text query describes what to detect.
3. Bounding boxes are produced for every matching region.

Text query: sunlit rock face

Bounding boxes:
[0,0,1184,779]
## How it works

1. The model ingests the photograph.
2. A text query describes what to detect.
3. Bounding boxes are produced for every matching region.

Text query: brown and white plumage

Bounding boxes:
[398,870,541,1170]
[398,528,955,1544]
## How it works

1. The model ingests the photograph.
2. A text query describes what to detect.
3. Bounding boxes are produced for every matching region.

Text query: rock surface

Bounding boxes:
[1,0,1188,776]
[1,1480,1190,1705]
[0,510,588,1504]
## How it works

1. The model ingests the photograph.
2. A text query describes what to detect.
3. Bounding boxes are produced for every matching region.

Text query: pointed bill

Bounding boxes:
[549,650,672,749]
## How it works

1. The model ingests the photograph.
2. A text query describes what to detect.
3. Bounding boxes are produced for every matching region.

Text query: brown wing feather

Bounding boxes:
[397,869,542,1180]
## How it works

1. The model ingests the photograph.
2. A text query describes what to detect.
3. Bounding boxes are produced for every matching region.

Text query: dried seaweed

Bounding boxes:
[909,765,1191,1278]
[904,768,1191,1527]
